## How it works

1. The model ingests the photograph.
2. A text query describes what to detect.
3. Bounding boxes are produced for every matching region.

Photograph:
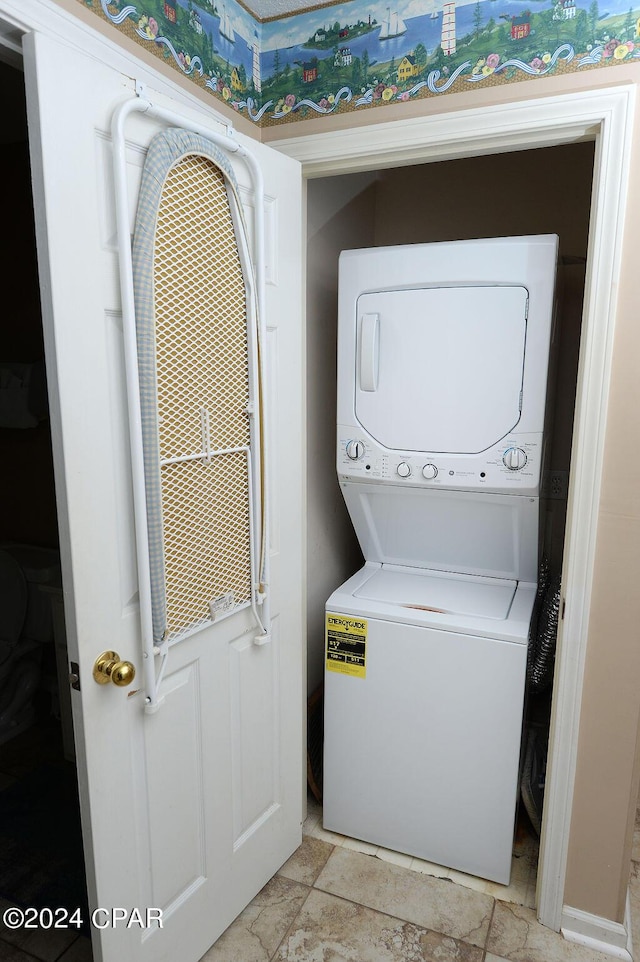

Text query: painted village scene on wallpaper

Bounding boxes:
[88,0,640,123]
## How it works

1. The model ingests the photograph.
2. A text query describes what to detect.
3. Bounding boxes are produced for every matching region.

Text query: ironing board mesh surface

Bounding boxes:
[154,153,251,639]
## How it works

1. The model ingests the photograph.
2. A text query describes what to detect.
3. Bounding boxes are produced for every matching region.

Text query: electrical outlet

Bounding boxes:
[542,469,569,500]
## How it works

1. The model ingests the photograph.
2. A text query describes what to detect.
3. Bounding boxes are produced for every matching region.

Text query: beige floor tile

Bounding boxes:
[342,836,379,856]
[482,878,530,906]
[56,937,93,962]
[302,813,321,835]
[306,802,527,904]
[510,853,535,883]
[0,937,41,962]
[485,955,513,962]
[314,847,494,948]
[0,899,78,962]
[447,870,490,893]
[307,823,348,846]
[512,832,538,862]
[487,900,620,962]
[305,793,322,823]
[0,724,64,780]
[278,835,335,886]
[199,876,310,962]
[377,848,414,869]
[0,774,16,792]
[274,888,484,962]
[410,858,451,879]
[305,807,534,905]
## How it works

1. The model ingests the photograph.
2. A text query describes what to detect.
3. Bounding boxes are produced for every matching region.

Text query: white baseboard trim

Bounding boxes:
[561,891,633,961]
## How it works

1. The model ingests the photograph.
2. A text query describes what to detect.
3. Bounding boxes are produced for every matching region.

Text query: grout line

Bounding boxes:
[268,885,314,962]
[56,933,91,962]
[484,896,498,957]
[312,844,341,889]
[0,934,41,962]
[302,886,494,954]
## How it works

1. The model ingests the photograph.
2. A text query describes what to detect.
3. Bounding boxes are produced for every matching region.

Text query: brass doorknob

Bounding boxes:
[93,650,136,687]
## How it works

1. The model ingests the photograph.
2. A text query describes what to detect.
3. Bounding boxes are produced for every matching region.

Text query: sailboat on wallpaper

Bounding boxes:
[379,6,407,38]
[94,0,640,127]
[218,4,235,42]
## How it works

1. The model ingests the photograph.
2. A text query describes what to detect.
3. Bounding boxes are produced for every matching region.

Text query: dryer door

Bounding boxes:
[355,285,528,454]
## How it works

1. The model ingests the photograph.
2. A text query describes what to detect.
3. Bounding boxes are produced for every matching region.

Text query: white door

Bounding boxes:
[22,21,303,962]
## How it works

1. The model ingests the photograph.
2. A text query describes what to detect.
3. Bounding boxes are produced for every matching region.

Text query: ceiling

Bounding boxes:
[248,0,338,21]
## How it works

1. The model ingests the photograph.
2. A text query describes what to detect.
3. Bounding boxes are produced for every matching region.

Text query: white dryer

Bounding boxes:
[324,236,558,885]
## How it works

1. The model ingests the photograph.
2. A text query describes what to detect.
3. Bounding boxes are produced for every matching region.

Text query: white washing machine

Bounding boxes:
[324,236,558,885]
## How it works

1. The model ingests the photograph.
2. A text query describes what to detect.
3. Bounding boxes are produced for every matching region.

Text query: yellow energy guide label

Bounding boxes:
[326,613,367,678]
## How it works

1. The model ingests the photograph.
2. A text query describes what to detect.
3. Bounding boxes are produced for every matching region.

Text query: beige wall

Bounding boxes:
[563,96,640,920]
[57,0,640,927]
[306,174,374,693]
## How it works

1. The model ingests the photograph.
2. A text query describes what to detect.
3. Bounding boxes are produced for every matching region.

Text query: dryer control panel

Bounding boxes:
[337,425,544,495]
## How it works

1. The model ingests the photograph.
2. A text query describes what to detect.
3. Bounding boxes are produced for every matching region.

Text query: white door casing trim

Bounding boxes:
[275,84,637,935]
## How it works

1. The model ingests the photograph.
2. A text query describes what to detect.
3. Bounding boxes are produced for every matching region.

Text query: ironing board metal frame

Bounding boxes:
[112,91,270,714]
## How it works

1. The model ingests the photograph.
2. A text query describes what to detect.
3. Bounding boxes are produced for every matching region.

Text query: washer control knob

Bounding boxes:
[396,461,411,478]
[422,463,438,480]
[346,440,365,461]
[503,447,527,471]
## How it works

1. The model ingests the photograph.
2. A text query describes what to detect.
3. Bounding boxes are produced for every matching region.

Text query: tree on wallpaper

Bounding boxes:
[89,0,640,124]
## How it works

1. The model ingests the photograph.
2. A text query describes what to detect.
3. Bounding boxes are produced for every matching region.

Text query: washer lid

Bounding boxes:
[340,481,540,583]
[355,285,528,454]
[353,566,517,621]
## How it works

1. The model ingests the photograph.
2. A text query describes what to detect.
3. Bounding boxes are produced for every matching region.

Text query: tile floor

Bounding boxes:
[0,722,92,962]
[0,791,638,961]
[302,794,538,908]
[199,793,638,962]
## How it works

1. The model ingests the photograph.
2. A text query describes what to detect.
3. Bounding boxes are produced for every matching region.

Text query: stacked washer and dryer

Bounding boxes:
[324,235,558,885]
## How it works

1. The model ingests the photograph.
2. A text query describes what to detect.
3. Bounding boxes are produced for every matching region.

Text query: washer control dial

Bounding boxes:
[503,447,527,471]
[396,461,411,478]
[422,463,438,480]
[346,440,365,461]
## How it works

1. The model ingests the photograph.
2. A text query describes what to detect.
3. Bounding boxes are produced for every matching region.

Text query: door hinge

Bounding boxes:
[69,661,81,691]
